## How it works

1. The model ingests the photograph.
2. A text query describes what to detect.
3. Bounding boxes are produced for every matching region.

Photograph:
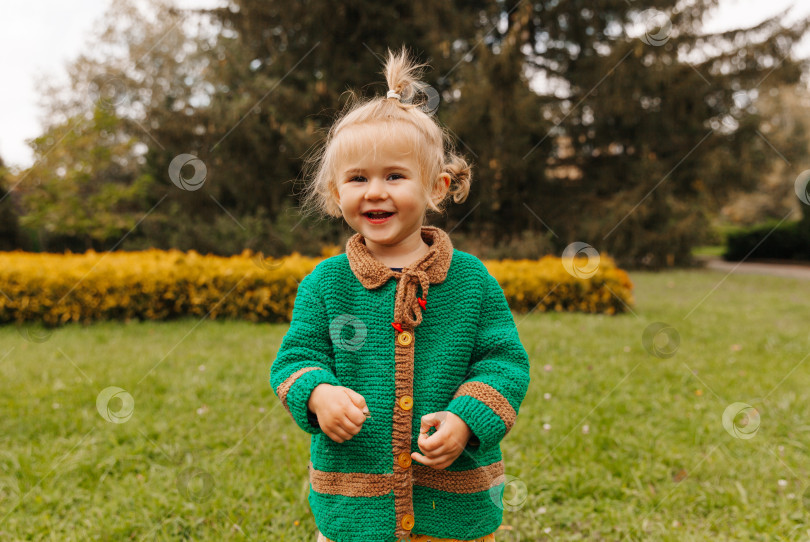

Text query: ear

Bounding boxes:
[433,173,450,197]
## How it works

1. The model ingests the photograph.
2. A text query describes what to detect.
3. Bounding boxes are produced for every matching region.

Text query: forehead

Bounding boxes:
[333,122,421,171]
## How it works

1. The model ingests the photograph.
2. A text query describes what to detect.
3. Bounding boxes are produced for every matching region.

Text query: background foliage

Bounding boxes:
[2,0,810,267]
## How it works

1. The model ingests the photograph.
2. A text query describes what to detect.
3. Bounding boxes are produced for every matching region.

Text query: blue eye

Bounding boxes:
[347,174,403,182]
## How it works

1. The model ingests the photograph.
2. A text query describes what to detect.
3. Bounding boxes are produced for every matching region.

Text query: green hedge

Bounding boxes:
[723,219,810,261]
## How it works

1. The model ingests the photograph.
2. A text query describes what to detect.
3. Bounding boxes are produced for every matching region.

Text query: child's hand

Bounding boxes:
[308,384,369,443]
[411,411,473,470]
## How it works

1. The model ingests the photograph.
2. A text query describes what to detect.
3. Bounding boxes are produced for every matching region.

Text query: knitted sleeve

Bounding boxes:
[269,269,342,435]
[445,271,530,458]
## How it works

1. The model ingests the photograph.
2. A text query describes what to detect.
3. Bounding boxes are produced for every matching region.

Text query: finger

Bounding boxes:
[334,425,356,441]
[339,415,364,433]
[427,451,455,469]
[410,451,433,466]
[417,427,446,453]
[418,419,442,445]
[418,436,443,456]
[344,418,365,436]
[345,406,367,426]
[418,413,442,434]
[332,427,351,442]
[412,450,451,469]
[334,420,357,439]
[342,387,368,413]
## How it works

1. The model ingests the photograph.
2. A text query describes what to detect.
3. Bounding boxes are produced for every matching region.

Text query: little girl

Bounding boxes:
[270,45,530,542]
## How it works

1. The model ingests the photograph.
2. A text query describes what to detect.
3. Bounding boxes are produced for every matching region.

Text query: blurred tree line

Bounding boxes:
[1,0,809,267]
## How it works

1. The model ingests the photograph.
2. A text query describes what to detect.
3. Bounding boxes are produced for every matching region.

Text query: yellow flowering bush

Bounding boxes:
[484,254,633,315]
[0,249,632,326]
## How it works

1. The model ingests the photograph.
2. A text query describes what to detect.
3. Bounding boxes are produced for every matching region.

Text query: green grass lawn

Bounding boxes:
[1,269,809,541]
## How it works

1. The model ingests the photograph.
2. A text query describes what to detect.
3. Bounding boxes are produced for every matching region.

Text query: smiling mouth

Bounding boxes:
[364,211,395,218]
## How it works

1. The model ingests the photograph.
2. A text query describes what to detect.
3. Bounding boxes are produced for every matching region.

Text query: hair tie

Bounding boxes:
[386,89,401,100]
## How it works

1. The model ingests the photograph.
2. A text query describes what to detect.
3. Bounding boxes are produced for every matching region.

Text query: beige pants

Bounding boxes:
[317,530,496,542]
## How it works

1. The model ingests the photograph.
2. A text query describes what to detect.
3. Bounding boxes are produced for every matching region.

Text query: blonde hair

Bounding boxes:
[299,45,471,220]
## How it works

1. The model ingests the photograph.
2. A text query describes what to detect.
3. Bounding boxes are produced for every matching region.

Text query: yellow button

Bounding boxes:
[397,452,412,468]
[396,330,413,346]
[399,395,413,410]
[401,513,415,530]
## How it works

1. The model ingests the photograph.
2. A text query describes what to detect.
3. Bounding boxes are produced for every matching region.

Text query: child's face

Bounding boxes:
[335,125,431,253]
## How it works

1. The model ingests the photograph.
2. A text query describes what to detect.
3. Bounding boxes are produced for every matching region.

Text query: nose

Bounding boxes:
[364,176,389,200]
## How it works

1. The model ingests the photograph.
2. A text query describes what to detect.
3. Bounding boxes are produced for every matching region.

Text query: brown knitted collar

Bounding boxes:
[345,225,454,290]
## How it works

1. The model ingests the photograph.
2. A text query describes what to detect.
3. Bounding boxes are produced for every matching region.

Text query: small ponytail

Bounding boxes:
[382,45,432,109]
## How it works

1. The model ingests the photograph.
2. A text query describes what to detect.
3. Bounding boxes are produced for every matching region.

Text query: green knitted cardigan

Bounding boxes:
[270,225,531,542]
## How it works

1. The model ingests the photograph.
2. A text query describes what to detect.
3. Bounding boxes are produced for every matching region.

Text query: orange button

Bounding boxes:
[399,395,413,410]
[397,452,412,468]
[396,330,413,346]
[401,513,415,530]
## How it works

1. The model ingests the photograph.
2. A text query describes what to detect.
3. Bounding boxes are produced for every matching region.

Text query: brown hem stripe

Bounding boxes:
[308,459,504,495]
[411,461,504,493]
[308,461,393,496]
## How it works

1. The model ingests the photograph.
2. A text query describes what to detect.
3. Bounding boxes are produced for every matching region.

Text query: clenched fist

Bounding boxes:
[411,411,474,470]
[307,384,369,443]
